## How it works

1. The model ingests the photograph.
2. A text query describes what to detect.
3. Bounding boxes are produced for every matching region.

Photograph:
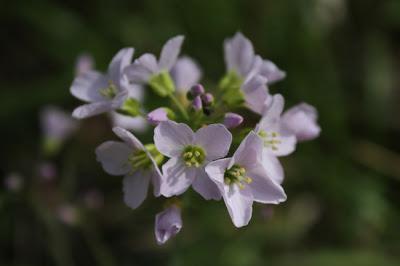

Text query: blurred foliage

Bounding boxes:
[1,0,400,265]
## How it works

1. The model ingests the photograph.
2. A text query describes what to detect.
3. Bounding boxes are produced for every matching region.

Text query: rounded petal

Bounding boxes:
[192,168,221,200]
[95,141,131,175]
[72,101,113,119]
[246,164,287,204]
[160,158,196,197]
[257,94,285,131]
[107,47,134,87]
[262,150,284,184]
[158,35,185,70]
[123,171,150,209]
[170,56,202,92]
[232,131,263,169]
[269,133,297,157]
[259,60,286,84]
[222,184,253,228]
[155,206,182,245]
[242,75,270,115]
[154,120,194,157]
[224,32,255,77]
[282,103,321,142]
[205,158,232,186]
[70,70,108,102]
[194,124,232,160]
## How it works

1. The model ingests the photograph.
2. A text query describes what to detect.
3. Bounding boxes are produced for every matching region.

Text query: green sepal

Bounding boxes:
[149,71,176,97]
[218,71,245,106]
[117,98,141,117]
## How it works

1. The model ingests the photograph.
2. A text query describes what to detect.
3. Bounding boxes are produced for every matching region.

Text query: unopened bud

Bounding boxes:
[190,84,205,96]
[147,108,169,126]
[201,93,214,106]
[192,96,203,111]
[223,112,243,128]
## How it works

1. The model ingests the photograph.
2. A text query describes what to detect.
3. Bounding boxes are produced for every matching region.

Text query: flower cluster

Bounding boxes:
[70,32,320,244]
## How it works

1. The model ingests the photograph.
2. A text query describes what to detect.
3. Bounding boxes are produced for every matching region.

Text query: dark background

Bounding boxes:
[1,0,400,265]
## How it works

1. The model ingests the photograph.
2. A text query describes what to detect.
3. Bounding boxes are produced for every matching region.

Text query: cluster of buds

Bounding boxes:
[69,32,321,244]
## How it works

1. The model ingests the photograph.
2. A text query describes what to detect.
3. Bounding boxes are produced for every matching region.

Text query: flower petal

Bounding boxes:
[107,47,134,87]
[155,205,182,245]
[111,112,148,133]
[224,32,255,77]
[194,124,232,160]
[232,131,263,169]
[222,184,253,228]
[160,158,196,197]
[112,127,144,150]
[242,75,270,115]
[262,150,284,184]
[123,171,150,209]
[154,120,194,157]
[170,56,202,92]
[70,70,108,102]
[246,164,287,204]
[158,35,185,70]
[95,141,132,175]
[72,101,113,119]
[282,103,321,141]
[192,168,221,200]
[259,60,286,84]
[124,53,158,83]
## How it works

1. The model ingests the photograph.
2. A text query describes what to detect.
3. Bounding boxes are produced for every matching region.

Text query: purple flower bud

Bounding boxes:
[201,93,214,106]
[223,112,243,128]
[155,205,182,245]
[190,84,205,96]
[147,108,169,126]
[192,96,203,111]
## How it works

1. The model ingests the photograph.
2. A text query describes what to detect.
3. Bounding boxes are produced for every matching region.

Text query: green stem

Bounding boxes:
[169,94,189,121]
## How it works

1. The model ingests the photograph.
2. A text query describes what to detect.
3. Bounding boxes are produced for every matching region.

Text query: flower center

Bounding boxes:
[224,164,252,189]
[258,130,281,151]
[128,144,164,171]
[181,145,206,167]
[100,81,118,99]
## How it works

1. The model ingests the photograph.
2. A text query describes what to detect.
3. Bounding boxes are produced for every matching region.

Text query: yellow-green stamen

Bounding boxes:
[181,145,206,167]
[258,130,281,151]
[100,81,118,99]
[224,164,252,189]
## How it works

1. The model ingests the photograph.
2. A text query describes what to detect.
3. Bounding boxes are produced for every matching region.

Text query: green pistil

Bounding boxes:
[258,130,281,151]
[128,144,164,171]
[100,81,118,99]
[224,164,252,189]
[181,145,206,168]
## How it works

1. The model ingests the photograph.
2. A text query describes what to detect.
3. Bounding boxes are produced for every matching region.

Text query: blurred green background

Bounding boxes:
[2,0,400,265]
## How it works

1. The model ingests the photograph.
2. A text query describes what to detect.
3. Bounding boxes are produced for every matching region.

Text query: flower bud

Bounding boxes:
[223,112,243,128]
[190,84,205,96]
[147,108,169,126]
[192,96,203,111]
[201,93,214,106]
[155,205,182,245]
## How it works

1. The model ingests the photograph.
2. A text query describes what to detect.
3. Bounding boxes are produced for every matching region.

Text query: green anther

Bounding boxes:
[128,144,164,171]
[149,71,175,97]
[100,82,118,99]
[181,145,206,168]
[224,164,252,189]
